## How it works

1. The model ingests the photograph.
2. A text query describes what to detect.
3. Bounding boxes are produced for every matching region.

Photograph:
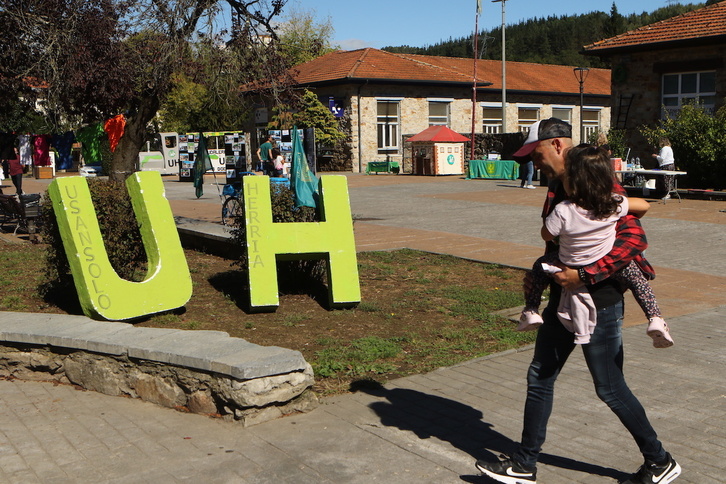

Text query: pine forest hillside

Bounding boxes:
[382,3,707,67]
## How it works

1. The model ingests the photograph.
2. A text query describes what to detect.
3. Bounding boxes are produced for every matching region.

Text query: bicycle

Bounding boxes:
[221,181,244,226]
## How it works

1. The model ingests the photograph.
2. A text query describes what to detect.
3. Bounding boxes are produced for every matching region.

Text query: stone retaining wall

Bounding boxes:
[0,312,318,426]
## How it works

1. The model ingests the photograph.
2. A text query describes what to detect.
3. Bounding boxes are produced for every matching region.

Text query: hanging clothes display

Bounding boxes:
[75,123,106,165]
[103,114,126,152]
[18,135,32,166]
[32,134,51,166]
[51,131,76,170]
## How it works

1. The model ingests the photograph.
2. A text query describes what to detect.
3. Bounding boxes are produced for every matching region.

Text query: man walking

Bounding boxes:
[475,118,680,484]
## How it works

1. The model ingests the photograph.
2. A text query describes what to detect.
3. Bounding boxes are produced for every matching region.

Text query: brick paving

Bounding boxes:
[1,173,724,483]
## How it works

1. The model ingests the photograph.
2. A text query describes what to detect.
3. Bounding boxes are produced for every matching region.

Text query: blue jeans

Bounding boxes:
[520,160,534,187]
[513,300,666,468]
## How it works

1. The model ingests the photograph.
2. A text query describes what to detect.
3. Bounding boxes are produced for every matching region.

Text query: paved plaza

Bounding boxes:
[1,173,725,483]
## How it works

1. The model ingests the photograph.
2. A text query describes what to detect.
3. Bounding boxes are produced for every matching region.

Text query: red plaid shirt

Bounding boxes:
[543,180,655,284]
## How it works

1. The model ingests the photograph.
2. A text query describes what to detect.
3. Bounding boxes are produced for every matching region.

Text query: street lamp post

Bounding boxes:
[492,0,508,133]
[573,67,590,143]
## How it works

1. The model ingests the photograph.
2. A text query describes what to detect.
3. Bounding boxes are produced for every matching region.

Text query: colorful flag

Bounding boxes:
[290,127,318,208]
[193,132,213,198]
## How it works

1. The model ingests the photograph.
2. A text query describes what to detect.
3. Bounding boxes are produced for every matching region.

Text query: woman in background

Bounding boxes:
[652,137,675,200]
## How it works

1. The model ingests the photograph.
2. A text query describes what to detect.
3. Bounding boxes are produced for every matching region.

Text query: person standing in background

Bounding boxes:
[7,146,23,195]
[520,160,535,189]
[652,137,675,201]
[256,135,273,174]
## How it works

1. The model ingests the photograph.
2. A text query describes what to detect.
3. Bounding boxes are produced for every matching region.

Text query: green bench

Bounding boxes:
[366,161,400,174]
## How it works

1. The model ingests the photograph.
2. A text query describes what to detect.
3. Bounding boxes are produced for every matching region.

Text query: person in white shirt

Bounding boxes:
[652,137,676,200]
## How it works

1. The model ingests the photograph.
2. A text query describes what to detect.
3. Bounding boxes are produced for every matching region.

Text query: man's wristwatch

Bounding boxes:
[578,267,588,283]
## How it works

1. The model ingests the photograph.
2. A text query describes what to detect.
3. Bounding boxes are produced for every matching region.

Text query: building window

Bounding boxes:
[377,101,400,153]
[551,107,572,124]
[518,107,540,133]
[662,71,716,116]
[428,101,450,126]
[482,106,502,134]
[582,109,601,142]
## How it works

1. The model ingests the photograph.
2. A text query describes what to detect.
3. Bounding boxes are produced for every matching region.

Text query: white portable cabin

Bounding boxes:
[408,126,470,176]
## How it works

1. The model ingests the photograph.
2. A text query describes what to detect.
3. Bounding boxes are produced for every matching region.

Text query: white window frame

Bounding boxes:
[582,108,601,142]
[376,99,401,153]
[517,104,542,133]
[481,102,502,134]
[427,98,452,127]
[551,105,573,125]
[662,70,716,117]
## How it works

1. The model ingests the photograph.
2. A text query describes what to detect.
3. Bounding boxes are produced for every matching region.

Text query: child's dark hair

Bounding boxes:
[565,144,622,219]
[271,148,281,158]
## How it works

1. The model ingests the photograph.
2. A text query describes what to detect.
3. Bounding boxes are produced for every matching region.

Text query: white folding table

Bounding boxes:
[615,169,687,203]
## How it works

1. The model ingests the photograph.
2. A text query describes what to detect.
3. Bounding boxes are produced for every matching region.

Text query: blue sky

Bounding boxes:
[290,0,699,50]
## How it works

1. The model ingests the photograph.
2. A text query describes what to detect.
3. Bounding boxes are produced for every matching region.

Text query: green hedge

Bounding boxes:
[39,179,147,300]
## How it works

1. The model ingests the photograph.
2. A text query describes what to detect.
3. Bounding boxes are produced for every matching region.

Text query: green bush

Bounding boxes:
[640,102,726,190]
[40,179,147,299]
[229,182,325,293]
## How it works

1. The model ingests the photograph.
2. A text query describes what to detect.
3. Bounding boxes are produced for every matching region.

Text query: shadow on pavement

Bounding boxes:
[353,380,629,482]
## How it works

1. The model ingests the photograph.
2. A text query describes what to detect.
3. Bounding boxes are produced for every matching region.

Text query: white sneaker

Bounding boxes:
[647,317,674,348]
[525,185,536,189]
[517,310,543,331]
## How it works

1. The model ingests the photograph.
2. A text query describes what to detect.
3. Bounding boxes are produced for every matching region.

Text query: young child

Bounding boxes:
[519,144,674,348]
[271,148,284,178]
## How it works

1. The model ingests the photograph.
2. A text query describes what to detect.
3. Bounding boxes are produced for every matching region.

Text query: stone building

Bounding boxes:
[583,0,726,161]
[250,48,611,173]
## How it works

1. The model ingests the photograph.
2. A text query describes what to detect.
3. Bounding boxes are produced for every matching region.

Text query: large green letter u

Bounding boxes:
[48,171,192,321]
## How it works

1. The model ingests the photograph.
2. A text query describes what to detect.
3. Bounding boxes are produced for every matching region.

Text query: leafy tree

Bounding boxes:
[277,3,338,66]
[1,0,291,182]
[268,89,345,147]
[640,102,726,189]
[158,73,209,134]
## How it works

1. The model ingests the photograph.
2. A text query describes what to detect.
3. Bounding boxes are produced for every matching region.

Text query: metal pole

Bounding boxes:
[471,8,480,161]
[573,67,590,144]
[493,0,507,134]
[579,82,584,143]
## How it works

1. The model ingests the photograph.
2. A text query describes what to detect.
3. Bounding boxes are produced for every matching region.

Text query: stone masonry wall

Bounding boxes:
[0,344,318,427]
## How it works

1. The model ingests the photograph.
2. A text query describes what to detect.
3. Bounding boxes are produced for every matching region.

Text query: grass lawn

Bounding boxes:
[0,240,535,395]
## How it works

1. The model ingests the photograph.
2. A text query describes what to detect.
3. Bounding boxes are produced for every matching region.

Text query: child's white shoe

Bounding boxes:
[517,310,543,332]
[647,317,674,348]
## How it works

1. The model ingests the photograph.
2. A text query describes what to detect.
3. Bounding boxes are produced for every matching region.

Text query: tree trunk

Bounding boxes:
[109,93,161,182]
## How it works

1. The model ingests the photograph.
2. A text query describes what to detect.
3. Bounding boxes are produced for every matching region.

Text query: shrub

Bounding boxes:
[229,182,325,294]
[640,102,726,190]
[40,179,147,299]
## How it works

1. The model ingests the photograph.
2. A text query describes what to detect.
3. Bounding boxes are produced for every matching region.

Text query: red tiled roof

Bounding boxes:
[291,48,610,96]
[407,126,471,142]
[584,0,726,54]
[398,53,610,95]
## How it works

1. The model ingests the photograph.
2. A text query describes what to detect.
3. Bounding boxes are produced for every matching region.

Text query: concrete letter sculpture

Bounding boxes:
[48,171,192,320]
[244,175,360,310]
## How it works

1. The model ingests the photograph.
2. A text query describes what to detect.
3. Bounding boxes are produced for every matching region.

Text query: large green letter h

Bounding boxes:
[244,175,361,310]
